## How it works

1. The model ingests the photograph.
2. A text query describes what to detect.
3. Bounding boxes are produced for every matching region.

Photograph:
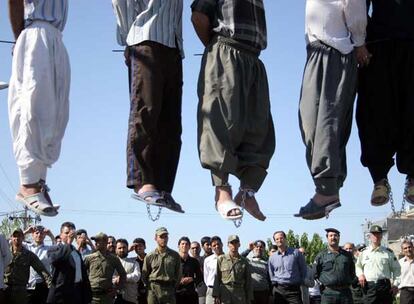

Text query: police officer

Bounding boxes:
[142,227,182,304]
[84,232,127,304]
[314,228,355,304]
[356,225,401,304]
[4,228,51,304]
[213,235,253,304]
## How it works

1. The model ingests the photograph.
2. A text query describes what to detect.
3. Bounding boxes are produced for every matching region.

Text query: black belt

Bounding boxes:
[273,282,300,289]
[401,287,414,291]
[326,285,350,290]
[208,285,213,288]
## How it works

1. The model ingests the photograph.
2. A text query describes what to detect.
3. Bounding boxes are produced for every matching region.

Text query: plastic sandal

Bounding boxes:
[163,193,185,213]
[216,199,243,220]
[16,192,58,217]
[131,190,166,207]
[294,199,341,220]
[371,180,390,206]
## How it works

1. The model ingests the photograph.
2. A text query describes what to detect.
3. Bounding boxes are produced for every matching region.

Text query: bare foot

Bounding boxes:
[135,184,164,203]
[312,193,339,206]
[20,183,41,197]
[215,186,241,217]
[234,190,266,221]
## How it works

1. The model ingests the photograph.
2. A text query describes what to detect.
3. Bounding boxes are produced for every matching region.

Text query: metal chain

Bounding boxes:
[233,189,248,228]
[146,204,162,222]
[389,182,398,218]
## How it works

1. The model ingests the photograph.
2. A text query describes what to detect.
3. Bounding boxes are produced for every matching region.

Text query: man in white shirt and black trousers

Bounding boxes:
[398,240,414,304]
[295,0,370,220]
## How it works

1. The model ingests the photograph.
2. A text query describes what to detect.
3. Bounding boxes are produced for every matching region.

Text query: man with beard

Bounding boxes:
[314,228,355,303]
[142,227,181,304]
[114,239,141,304]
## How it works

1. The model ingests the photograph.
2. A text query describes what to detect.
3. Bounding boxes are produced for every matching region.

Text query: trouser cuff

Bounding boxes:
[368,166,389,184]
[19,162,47,185]
[239,167,267,192]
[211,170,230,187]
[314,178,339,196]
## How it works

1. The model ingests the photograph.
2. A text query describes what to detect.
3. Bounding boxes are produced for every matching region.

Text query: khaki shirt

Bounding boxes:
[213,253,253,301]
[356,245,401,282]
[142,247,181,286]
[4,247,51,287]
[84,250,126,291]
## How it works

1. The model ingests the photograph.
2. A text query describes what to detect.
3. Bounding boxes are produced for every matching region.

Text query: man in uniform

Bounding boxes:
[191,0,275,222]
[314,228,355,303]
[213,235,253,304]
[356,225,401,304]
[4,228,51,304]
[84,233,127,304]
[142,227,182,304]
[396,240,414,304]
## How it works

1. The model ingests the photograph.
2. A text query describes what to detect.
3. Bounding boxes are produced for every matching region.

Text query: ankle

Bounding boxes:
[138,184,157,194]
[215,186,232,202]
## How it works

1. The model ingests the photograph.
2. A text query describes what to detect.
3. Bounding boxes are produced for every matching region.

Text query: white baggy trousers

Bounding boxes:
[8,21,70,185]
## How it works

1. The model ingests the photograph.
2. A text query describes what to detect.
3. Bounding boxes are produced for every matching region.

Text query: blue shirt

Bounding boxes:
[24,0,68,31]
[268,247,307,285]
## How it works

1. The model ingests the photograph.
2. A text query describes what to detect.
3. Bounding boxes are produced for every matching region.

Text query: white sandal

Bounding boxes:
[16,184,58,217]
[215,200,242,220]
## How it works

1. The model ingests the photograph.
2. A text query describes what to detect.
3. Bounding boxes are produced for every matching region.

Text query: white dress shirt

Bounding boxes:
[398,257,414,288]
[305,0,367,54]
[25,242,53,289]
[204,254,219,287]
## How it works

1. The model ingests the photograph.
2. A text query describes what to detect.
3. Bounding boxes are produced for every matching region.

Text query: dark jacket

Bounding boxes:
[47,244,92,304]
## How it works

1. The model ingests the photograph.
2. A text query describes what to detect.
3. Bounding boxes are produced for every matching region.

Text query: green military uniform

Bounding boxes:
[212,253,253,304]
[142,246,182,304]
[84,250,127,304]
[356,226,401,304]
[4,247,51,304]
[314,248,355,304]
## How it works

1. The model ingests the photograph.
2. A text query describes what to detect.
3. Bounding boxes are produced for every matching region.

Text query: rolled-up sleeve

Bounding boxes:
[343,0,367,47]
[191,0,217,23]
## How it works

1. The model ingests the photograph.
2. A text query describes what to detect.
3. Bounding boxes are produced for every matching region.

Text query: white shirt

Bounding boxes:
[398,257,414,289]
[0,234,11,289]
[115,257,141,304]
[25,242,52,288]
[204,254,220,287]
[305,0,367,54]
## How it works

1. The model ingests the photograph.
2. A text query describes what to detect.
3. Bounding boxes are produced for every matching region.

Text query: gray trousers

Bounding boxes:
[197,36,275,192]
[206,287,214,304]
[299,41,357,196]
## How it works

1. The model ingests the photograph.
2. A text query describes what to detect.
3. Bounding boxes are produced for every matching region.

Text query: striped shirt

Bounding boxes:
[24,0,68,31]
[191,0,267,51]
[112,0,184,58]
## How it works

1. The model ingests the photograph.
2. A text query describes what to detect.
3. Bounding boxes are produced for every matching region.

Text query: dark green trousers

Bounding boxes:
[321,288,353,304]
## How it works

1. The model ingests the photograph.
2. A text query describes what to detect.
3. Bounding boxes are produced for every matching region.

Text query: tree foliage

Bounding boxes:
[0,215,33,238]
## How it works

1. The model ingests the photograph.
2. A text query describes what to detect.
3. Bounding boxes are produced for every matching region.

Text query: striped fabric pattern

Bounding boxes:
[112,0,184,58]
[25,0,68,31]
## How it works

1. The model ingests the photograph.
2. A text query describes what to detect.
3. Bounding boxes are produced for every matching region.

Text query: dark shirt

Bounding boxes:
[366,0,414,41]
[191,0,267,51]
[314,248,355,287]
[177,255,203,295]
[136,254,146,296]
[268,248,307,285]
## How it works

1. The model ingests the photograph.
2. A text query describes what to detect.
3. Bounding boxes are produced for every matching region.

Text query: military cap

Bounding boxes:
[12,228,24,236]
[369,225,383,233]
[356,243,367,251]
[228,235,240,243]
[91,232,108,241]
[155,227,169,236]
[325,228,340,235]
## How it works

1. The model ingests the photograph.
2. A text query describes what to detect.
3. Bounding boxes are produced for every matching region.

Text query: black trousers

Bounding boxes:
[400,287,414,304]
[363,280,393,304]
[126,41,183,193]
[176,291,198,304]
[252,290,270,304]
[273,285,302,304]
[356,39,414,182]
[310,295,321,304]
[114,295,135,304]
[28,283,49,304]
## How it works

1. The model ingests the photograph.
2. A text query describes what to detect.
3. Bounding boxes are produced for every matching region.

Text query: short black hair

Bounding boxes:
[254,240,266,248]
[178,236,191,245]
[270,245,278,251]
[60,222,76,233]
[116,238,129,247]
[133,238,146,246]
[201,236,211,246]
[211,236,222,244]
[273,231,286,240]
[76,229,87,236]
[108,236,116,243]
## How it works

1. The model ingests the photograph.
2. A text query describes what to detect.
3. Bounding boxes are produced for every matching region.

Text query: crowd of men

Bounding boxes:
[0,223,414,304]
